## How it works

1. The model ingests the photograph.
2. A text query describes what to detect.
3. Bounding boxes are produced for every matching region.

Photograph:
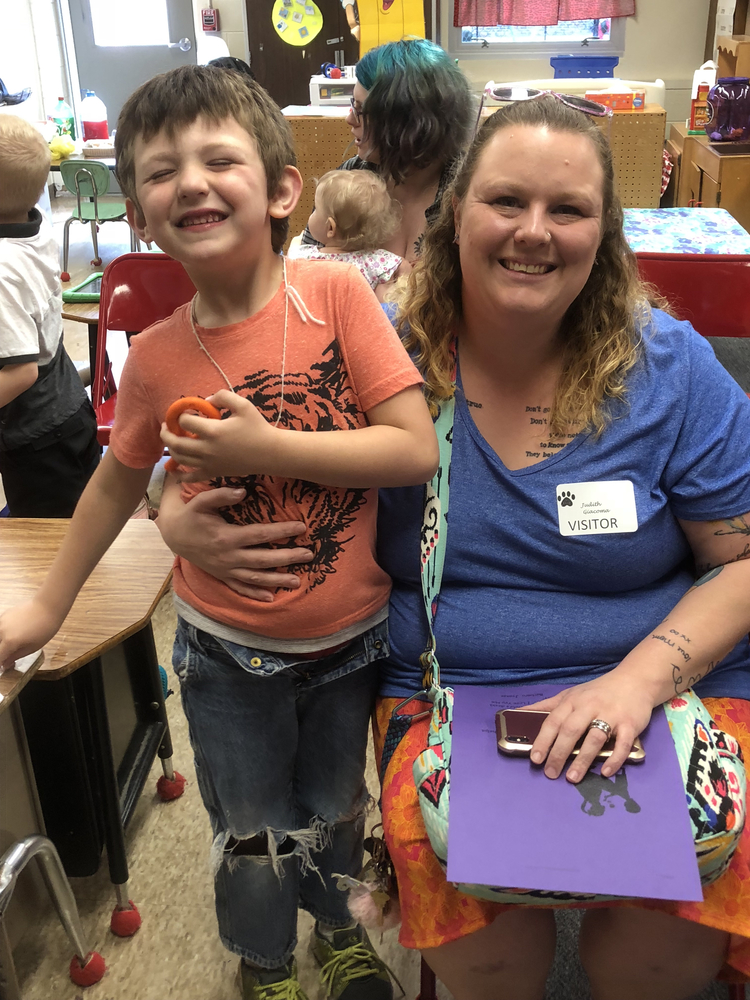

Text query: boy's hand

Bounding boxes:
[160,391,276,482]
[0,600,63,671]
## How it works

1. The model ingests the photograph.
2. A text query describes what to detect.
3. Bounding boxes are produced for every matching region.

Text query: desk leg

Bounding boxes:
[83,659,129,890]
[122,625,173,763]
[121,625,184,801]
[87,322,98,389]
[83,660,142,935]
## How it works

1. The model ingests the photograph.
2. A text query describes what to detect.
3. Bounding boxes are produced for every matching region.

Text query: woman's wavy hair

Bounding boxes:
[398,97,655,435]
[315,170,400,251]
[355,38,473,184]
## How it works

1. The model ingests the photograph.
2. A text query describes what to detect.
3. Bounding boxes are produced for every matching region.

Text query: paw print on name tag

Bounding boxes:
[557,490,575,507]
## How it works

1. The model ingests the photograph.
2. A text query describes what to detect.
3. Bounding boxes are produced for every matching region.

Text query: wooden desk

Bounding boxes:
[0,519,176,898]
[0,519,173,677]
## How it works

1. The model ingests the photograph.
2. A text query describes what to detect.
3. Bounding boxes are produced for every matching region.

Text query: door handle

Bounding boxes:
[168,38,192,51]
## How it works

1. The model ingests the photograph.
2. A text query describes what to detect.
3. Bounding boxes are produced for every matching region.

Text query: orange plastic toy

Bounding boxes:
[164,396,221,474]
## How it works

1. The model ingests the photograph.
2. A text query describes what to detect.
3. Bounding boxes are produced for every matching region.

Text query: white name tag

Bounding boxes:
[556,480,638,536]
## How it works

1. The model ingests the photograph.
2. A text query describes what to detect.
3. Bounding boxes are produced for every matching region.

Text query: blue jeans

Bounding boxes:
[172,618,388,967]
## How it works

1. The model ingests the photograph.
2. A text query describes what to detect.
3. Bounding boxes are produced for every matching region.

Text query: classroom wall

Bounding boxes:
[192,0,249,63]
[445,0,710,127]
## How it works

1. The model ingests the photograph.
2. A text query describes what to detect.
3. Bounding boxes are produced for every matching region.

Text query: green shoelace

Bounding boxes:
[319,942,382,993]
[253,977,307,1000]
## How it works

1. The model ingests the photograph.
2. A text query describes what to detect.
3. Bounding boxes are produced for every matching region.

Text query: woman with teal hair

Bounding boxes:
[303,38,473,262]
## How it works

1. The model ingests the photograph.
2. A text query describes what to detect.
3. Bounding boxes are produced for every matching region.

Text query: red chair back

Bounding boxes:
[635,253,750,338]
[93,253,196,444]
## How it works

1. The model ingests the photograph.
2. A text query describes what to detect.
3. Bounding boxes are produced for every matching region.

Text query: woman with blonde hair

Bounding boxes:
[373,95,750,1000]
[157,95,750,999]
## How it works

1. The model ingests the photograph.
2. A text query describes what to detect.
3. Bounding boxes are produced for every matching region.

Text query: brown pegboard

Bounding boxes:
[286,118,355,248]
[284,105,667,245]
[596,105,667,208]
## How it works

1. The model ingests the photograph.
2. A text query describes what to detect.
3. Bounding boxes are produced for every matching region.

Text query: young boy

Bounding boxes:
[0,114,98,516]
[0,67,437,1000]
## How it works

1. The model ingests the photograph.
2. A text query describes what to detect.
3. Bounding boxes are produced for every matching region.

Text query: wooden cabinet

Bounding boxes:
[670,122,750,231]
[690,141,750,229]
[717,35,750,79]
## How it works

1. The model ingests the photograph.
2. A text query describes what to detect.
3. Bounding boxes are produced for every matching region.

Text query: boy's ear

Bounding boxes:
[126,199,151,242]
[326,217,337,241]
[268,165,303,221]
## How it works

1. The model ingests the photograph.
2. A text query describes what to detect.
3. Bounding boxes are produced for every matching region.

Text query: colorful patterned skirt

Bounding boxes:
[373,696,750,982]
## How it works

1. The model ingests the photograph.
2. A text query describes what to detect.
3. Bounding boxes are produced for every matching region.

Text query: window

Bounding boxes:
[88,0,170,47]
[449,16,626,58]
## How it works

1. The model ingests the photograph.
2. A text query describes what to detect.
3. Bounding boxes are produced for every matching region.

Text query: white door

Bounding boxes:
[66,0,196,132]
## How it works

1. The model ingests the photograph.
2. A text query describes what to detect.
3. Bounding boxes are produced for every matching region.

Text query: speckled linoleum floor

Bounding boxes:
[9,194,735,1000]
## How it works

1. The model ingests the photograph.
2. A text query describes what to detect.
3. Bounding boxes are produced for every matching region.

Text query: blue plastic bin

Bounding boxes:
[550,55,619,78]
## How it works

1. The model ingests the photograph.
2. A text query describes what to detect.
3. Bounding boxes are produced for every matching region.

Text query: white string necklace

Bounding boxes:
[187,257,324,428]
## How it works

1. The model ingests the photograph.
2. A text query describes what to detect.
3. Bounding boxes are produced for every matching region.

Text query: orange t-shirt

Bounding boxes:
[109,259,421,640]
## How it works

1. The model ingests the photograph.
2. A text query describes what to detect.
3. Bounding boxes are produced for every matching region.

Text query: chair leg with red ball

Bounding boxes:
[0,835,106,994]
[110,882,141,937]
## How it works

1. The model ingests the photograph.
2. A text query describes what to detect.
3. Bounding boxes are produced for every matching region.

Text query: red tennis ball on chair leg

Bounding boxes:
[69,951,106,986]
[110,900,142,936]
[163,396,221,474]
[157,770,186,800]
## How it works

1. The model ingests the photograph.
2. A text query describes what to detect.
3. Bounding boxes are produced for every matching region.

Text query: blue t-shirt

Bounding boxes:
[377,310,750,700]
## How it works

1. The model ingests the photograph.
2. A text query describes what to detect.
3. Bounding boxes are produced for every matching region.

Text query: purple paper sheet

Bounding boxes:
[447,685,702,901]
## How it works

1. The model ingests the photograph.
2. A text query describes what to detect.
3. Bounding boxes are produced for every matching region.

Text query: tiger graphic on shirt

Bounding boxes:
[210,338,369,591]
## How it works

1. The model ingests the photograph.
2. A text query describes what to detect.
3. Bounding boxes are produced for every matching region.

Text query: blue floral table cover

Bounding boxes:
[623,208,750,255]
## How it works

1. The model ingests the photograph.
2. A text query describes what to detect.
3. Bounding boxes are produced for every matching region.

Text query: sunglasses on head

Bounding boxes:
[483,84,613,118]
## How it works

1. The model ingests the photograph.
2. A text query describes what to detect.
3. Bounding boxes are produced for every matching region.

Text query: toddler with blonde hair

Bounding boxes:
[291,170,410,299]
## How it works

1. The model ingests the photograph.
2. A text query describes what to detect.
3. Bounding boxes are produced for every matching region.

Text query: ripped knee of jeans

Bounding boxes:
[210,820,329,880]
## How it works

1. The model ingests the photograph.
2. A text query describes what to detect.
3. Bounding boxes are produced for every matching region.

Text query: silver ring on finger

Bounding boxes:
[588,718,612,738]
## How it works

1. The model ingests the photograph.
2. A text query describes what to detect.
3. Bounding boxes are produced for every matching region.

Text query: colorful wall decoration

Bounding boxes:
[272,0,323,45]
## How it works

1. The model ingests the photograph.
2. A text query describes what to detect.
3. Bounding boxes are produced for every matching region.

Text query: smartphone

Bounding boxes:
[495,709,645,762]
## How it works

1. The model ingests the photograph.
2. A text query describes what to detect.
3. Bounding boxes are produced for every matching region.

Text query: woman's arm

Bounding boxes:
[159,385,439,488]
[157,478,314,602]
[526,513,750,783]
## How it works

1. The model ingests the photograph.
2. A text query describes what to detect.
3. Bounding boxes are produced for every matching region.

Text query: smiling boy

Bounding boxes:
[0,66,437,1000]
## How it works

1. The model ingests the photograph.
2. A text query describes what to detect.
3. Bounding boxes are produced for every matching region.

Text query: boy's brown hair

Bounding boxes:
[115,65,296,253]
[315,170,400,251]
[0,115,51,219]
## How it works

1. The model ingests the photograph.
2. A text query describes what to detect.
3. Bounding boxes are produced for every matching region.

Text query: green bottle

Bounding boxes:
[51,97,76,140]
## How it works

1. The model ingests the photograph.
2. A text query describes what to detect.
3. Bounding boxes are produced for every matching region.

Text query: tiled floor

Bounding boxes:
[9,196,735,1000]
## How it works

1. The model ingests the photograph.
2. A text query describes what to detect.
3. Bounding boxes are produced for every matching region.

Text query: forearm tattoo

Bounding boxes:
[695,517,750,578]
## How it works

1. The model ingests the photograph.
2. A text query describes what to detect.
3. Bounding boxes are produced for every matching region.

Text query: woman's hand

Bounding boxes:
[522,673,655,784]
[157,482,313,602]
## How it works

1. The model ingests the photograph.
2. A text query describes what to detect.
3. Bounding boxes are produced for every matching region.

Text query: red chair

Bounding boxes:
[635,253,750,338]
[93,253,196,445]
